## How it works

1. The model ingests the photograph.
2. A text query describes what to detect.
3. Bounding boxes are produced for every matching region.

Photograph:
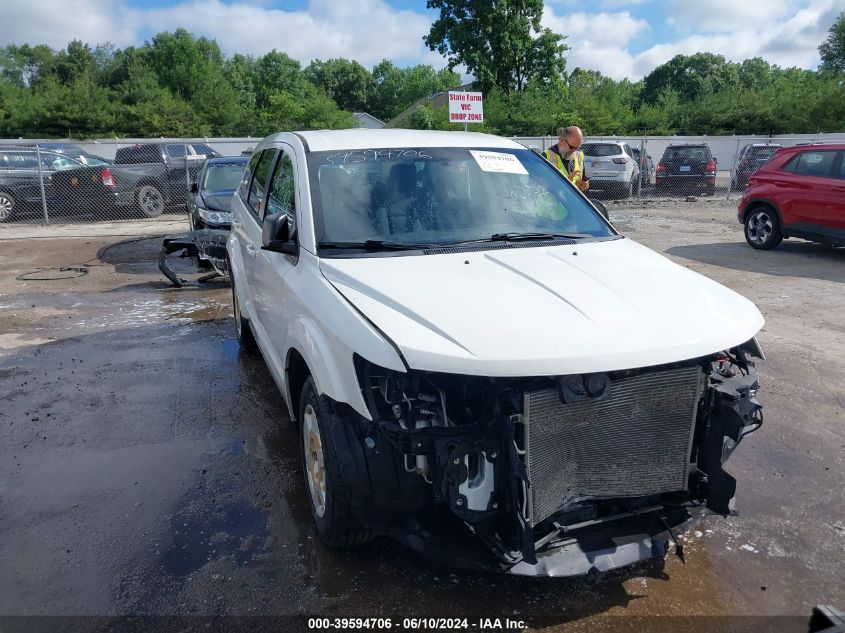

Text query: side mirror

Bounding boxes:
[261,213,297,255]
[190,182,198,193]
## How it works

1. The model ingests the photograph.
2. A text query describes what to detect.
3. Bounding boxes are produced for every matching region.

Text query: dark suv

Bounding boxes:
[656,144,717,195]
[731,143,781,191]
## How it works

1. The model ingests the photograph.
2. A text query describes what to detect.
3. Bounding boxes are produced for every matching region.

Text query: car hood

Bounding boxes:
[319,238,764,376]
[200,192,235,212]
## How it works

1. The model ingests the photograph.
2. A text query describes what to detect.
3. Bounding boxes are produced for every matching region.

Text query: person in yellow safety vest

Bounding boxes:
[543,126,590,193]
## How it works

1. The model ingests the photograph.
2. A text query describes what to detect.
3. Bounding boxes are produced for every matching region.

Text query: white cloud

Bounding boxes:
[0,0,138,50]
[542,9,649,79]
[543,0,839,80]
[668,0,795,34]
[0,0,840,81]
[635,0,839,74]
[0,0,438,70]
[597,0,651,9]
[137,0,436,68]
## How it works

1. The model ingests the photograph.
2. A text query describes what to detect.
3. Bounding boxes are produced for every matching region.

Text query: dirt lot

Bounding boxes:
[1,200,843,632]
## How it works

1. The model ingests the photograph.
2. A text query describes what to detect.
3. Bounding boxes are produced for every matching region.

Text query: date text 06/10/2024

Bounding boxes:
[307,617,527,631]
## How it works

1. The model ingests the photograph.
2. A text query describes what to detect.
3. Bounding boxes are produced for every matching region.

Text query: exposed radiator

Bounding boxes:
[524,365,702,526]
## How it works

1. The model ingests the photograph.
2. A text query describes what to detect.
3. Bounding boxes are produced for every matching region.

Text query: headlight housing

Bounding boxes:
[197,208,231,225]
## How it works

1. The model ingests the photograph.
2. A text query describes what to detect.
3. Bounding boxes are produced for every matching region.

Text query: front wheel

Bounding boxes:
[300,377,372,548]
[0,191,16,222]
[136,185,164,218]
[744,207,783,250]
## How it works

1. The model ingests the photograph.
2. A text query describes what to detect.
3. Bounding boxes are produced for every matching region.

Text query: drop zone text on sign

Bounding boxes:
[448,91,484,123]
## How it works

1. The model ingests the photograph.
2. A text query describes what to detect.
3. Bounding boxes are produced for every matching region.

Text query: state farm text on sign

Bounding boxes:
[448,91,484,123]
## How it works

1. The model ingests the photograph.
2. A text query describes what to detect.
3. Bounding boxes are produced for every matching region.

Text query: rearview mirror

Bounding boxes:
[261,213,297,255]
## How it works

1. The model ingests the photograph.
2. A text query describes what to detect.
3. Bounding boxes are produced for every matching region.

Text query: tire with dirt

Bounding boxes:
[299,376,372,548]
[0,190,16,222]
[136,184,165,218]
[744,205,783,250]
[231,276,257,352]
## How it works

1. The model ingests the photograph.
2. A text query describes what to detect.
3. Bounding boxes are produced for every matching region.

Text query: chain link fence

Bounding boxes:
[513,133,845,203]
[2,133,844,226]
[0,139,256,225]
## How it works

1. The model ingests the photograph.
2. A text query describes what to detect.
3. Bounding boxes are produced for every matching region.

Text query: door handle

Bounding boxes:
[245,244,257,257]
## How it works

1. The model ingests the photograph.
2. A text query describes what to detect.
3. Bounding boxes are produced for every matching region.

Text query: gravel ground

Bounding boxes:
[0,198,843,632]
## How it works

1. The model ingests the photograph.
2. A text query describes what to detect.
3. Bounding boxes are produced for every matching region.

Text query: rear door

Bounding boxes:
[777,150,837,232]
[164,143,192,203]
[823,152,845,242]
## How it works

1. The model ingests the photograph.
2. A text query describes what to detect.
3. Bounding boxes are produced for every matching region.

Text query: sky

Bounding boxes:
[0,0,842,81]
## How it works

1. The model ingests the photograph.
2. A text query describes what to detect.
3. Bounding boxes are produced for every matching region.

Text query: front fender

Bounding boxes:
[285,317,373,419]
[226,235,256,321]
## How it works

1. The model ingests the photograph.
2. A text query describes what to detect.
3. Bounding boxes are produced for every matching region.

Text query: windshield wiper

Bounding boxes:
[318,240,434,251]
[453,232,592,245]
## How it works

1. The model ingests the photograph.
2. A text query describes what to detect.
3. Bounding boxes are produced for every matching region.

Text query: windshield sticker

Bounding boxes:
[470,150,528,175]
[322,149,432,165]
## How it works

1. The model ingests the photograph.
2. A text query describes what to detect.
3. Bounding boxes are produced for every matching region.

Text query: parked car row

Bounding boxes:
[0,142,223,222]
[0,146,110,222]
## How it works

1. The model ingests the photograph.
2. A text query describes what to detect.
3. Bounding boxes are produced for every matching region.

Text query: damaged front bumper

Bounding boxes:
[159,229,230,288]
[329,343,763,576]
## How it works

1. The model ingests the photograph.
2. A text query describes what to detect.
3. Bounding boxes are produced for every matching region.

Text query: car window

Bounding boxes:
[45,153,83,171]
[2,151,38,169]
[115,145,161,164]
[792,151,837,178]
[839,153,845,179]
[748,146,780,161]
[79,155,108,166]
[663,147,710,162]
[239,151,261,202]
[165,144,187,158]
[202,161,247,192]
[247,149,277,216]
[191,143,218,158]
[582,144,622,157]
[266,151,297,238]
[307,147,613,248]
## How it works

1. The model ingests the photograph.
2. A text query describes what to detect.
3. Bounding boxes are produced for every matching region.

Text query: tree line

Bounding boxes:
[0,7,843,139]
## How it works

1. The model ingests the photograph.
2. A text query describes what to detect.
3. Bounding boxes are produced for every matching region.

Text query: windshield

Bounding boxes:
[202,162,246,192]
[80,155,108,166]
[663,147,710,162]
[748,147,779,161]
[307,147,613,249]
[582,144,622,157]
[45,154,84,171]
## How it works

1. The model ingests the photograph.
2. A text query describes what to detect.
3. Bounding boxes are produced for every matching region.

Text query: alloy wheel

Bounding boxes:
[303,404,327,518]
[747,210,773,245]
[0,193,14,221]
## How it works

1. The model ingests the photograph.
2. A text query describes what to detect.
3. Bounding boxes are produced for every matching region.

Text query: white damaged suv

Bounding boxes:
[228,129,765,576]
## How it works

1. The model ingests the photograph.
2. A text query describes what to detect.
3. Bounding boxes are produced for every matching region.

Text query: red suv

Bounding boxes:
[738,144,845,249]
